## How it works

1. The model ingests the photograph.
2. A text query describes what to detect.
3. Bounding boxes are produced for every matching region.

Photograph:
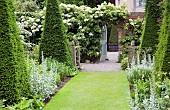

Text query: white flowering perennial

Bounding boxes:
[29,59,57,101]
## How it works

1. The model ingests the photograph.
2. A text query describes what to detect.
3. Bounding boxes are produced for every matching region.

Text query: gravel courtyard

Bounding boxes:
[81,52,122,72]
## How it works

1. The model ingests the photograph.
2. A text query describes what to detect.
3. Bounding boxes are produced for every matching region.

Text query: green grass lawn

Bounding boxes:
[45,72,130,110]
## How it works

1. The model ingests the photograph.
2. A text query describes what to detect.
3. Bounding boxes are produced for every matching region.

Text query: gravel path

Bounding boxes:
[81,52,122,72]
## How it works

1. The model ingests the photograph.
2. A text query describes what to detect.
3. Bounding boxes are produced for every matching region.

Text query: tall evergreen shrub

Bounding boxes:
[155,1,170,73]
[39,0,72,66]
[140,0,162,53]
[0,0,30,105]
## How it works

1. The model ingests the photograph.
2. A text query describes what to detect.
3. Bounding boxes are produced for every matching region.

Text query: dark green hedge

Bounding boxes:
[155,1,170,73]
[140,0,162,53]
[39,0,73,67]
[0,0,30,105]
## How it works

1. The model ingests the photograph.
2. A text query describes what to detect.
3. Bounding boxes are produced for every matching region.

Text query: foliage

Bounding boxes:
[124,18,143,46]
[16,2,128,61]
[117,53,123,63]
[5,97,44,110]
[28,56,78,101]
[126,55,154,84]
[119,18,143,60]
[29,59,57,100]
[126,55,154,109]
[62,0,84,5]
[60,2,128,59]
[127,54,170,109]
[155,1,170,73]
[140,0,162,53]
[129,81,162,110]
[39,0,73,66]
[83,0,110,8]
[14,0,40,12]
[121,57,128,70]
[16,11,44,44]
[0,0,30,105]
[108,25,118,44]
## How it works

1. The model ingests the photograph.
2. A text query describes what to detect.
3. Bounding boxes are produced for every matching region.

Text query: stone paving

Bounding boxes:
[81,52,122,72]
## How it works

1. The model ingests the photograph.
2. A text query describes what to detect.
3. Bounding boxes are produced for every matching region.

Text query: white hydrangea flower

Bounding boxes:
[36,28,39,31]
[84,19,89,22]
[81,29,85,32]
[165,95,169,99]
[67,7,70,11]
[32,30,36,33]
[90,15,93,18]
[29,17,35,22]
[99,14,103,16]
[38,25,42,28]
[33,22,38,26]
[21,16,25,19]
[31,26,36,29]
[67,23,72,26]
[21,18,25,22]
[42,16,45,19]
[36,19,40,22]
[63,20,67,24]
[89,33,93,36]
[79,26,82,29]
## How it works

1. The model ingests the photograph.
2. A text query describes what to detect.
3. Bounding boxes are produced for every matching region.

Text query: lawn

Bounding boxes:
[45,71,130,110]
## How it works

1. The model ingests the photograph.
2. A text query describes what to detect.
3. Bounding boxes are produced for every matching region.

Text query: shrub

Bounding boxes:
[39,0,73,66]
[29,59,57,100]
[126,55,154,84]
[121,57,128,70]
[0,0,30,105]
[140,0,162,53]
[126,55,154,108]
[155,1,170,73]
[6,97,44,110]
[28,57,77,100]
[14,0,40,12]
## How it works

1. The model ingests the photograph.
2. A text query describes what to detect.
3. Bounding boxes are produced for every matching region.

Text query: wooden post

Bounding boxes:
[71,41,76,66]
[77,41,81,68]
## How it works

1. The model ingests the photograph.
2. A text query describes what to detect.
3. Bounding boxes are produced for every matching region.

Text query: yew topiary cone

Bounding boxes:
[39,0,72,66]
[155,1,170,73]
[0,0,30,105]
[140,0,162,53]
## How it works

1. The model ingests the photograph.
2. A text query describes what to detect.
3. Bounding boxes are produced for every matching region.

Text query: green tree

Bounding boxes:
[39,0,73,66]
[0,0,30,105]
[155,0,170,73]
[84,0,110,7]
[140,0,162,53]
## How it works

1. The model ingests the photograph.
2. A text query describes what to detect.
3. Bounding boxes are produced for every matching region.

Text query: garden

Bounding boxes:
[1,0,170,110]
